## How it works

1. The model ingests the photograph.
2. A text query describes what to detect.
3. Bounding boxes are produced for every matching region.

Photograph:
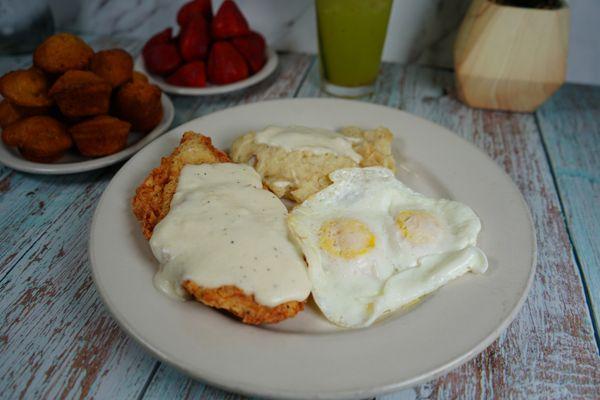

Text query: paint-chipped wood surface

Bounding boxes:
[1,36,599,399]
[535,85,600,329]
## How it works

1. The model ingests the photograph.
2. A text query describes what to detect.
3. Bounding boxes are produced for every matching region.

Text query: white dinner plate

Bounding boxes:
[0,94,174,175]
[90,99,536,399]
[134,48,278,96]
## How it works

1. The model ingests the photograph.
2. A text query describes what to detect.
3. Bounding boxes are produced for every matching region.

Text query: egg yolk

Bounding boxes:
[396,210,441,245]
[319,219,376,259]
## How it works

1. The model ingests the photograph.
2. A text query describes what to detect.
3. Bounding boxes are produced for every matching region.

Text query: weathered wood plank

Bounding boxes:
[535,84,600,329]
[142,365,246,400]
[0,49,313,400]
[0,170,109,279]
[0,166,158,400]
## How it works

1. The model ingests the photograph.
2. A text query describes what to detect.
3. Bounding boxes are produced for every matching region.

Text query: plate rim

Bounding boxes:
[0,93,175,175]
[89,98,537,399]
[135,48,279,96]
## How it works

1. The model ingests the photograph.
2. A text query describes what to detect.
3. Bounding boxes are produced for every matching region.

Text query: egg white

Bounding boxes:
[288,167,488,328]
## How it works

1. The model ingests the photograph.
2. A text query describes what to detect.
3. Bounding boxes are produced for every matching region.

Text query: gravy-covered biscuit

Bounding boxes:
[230,126,396,203]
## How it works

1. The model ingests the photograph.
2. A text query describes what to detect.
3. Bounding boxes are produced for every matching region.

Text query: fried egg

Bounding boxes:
[288,167,488,328]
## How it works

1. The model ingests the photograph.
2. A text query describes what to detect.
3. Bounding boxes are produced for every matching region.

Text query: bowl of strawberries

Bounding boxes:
[136,0,278,95]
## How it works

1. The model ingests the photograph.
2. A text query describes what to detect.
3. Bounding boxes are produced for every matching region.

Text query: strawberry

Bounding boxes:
[211,0,250,39]
[177,0,213,26]
[231,31,266,73]
[178,14,210,61]
[142,28,173,58]
[143,43,181,76]
[207,41,249,84]
[166,61,207,87]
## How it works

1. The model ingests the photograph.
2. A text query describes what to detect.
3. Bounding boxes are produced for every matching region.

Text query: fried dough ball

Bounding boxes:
[2,116,72,162]
[131,71,149,83]
[33,33,94,74]
[0,100,50,128]
[69,115,131,157]
[0,100,22,128]
[115,81,163,133]
[49,70,112,118]
[0,69,52,107]
[90,49,134,88]
[131,132,304,324]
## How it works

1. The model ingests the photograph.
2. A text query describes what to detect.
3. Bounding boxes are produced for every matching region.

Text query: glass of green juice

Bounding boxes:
[316,0,393,97]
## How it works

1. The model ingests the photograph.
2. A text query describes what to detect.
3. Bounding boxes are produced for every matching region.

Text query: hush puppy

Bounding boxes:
[90,49,134,88]
[69,115,131,157]
[131,71,149,83]
[0,99,50,128]
[131,132,304,324]
[0,68,53,108]
[49,70,112,118]
[115,81,163,133]
[0,100,23,128]
[2,116,72,162]
[33,33,94,74]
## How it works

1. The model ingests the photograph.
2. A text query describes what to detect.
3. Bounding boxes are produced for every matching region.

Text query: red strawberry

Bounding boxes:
[231,32,266,73]
[166,61,207,87]
[178,14,210,61]
[177,0,213,26]
[207,41,249,84]
[143,43,181,76]
[211,0,250,39]
[142,28,173,58]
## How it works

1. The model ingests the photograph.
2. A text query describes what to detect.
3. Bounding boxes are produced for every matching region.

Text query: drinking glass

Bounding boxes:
[316,0,393,97]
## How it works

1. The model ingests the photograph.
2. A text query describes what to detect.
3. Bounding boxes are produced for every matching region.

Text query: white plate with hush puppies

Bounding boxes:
[90,98,536,399]
[0,94,174,175]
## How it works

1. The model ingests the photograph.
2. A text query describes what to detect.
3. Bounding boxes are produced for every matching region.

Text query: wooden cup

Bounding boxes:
[454,0,570,112]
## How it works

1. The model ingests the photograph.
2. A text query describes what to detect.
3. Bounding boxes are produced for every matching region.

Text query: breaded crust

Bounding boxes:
[132,132,305,324]
[132,132,230,240]
[182,281,304,325]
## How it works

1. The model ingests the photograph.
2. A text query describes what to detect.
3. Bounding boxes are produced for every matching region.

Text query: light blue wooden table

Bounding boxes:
[1,36,599,399]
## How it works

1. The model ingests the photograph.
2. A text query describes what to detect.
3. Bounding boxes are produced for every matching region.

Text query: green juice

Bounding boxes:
[316,0,393,89]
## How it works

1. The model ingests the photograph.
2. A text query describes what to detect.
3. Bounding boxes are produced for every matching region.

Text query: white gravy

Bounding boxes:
[254,125,362,163]
[150,163,311,307]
